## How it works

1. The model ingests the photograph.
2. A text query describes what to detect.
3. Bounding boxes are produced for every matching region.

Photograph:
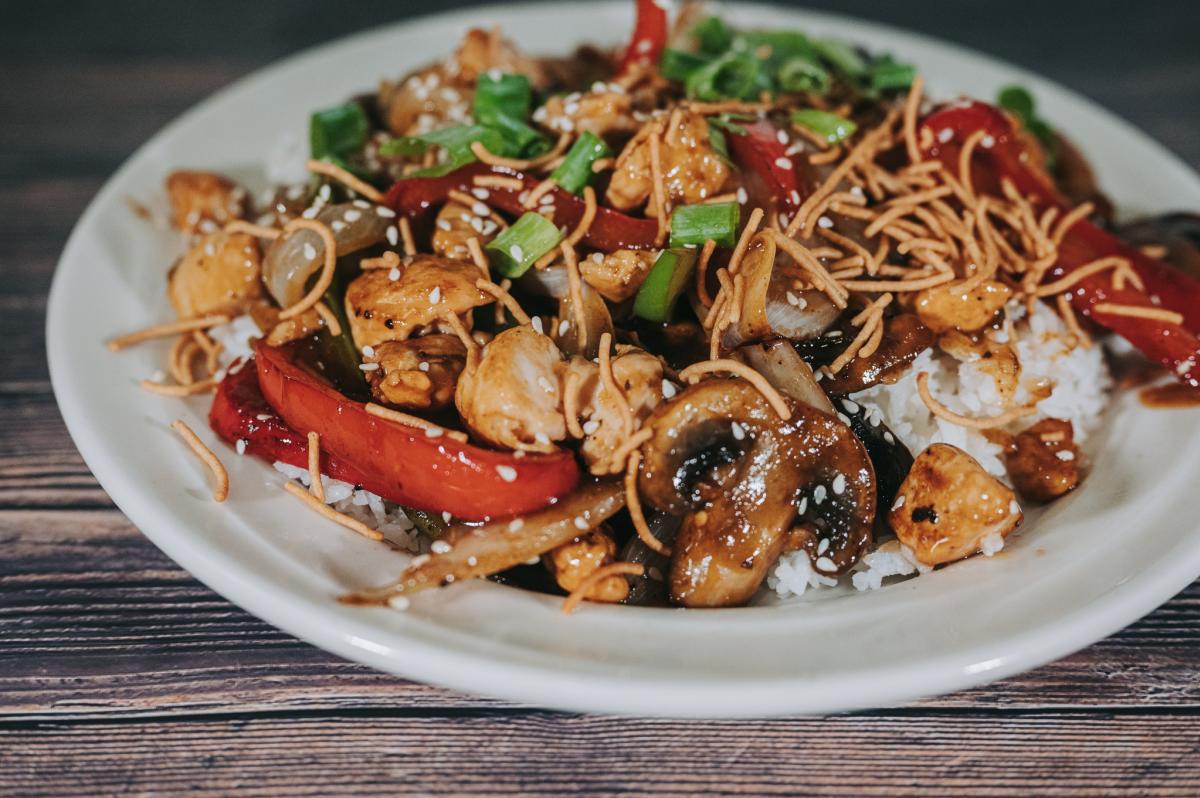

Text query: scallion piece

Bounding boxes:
[777,57,831,94]
[310,102,370,160]
[868,55,916,91]
[378,136,428,158]
[814,38,868,79]
[486,213,564,278]
[790,109,857,145]
[685,52,762,101]
[670,202,740,248]
[633,248,699,323]
[692,16,734,55]
[474,72,533,124]
[660,48,711,83]
[550,131,610,195]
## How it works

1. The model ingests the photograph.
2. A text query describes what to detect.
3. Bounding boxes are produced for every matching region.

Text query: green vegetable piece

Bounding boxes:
[660,48,712,82]
[869,55,916,91]
[633,248,700,323]
[474,72,533,124]
[997,84,1057,169]
[707,121,731,163]
[670,202,740,248]
[310,103,370,161]
[486,213,565,278]
[737,30,819,69]
[777,57,831,94]
[790,109,858,145]
[550,131,611,195]
[685,52,763,101]
[377,136,429,158]
[997,86,1036,119]
[814,38,868,78]
[692,16,734,55]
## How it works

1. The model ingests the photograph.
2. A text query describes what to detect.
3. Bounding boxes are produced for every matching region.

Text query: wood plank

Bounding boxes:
[0,390,109,509]
[1,712,1198,797]
[1,509,1197,719]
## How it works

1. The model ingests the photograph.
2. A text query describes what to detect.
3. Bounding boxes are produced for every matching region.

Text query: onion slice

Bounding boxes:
[741,340,834,413]
[343,479,625,603]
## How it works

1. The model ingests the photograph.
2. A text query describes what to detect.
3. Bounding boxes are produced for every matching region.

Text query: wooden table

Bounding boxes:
[4,2,1199,794]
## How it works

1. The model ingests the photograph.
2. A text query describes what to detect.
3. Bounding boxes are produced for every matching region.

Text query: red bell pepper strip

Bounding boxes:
[616,0,670,77]
[920,101,1200,388]
[727,119,810,216]
[383,162,659,251]
[213,342,580,521]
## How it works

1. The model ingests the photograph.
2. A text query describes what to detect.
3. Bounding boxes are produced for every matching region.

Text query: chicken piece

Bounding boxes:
[431,200,499,260]
[544,527,630,603]
[345,256,490,350]
[1005,418,1080,502]
[606,113,730,214]
[453,27,547,87]
[263,308,323,346]
[938,330,1022,406]
[914,279,1012,333]
[565,347,666,472]
[166,170,249,234]
[889,443,1023,566]
[455,325,566,452]
[378,64,472,137]
[167,231,262,319]
[534,89,638,139]
[579,249,656,302]
[366,335,467,411]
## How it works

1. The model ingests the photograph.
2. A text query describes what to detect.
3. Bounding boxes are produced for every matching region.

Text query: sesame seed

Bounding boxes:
[418,362,430,372]
[467,555,478,567]
[774,157,793,170]
[442,511,452,523]
[832,473,846,494]
[531,316,544,334]
[582,419,600,435]
[1009,499,1021,515]
[429,286,441,304]
[817,216,834,229]
[509,244,524,261]
[362,345,375,357]
[789,190,802,206]
[813,484,828,504]
[817,538,830,554]
[331,220,346,233]
[535,432,550,445]
[255,414,272,421]
[376,206,396,218]
[661,380,677,399]
[431,540,452,554]
[472,201,490,217]
[776,129,789,145]
[424,426,444,438]
[359,363,380,371]
[386,226,399,246]
[883,431,895,444]
[842,399,859,414]
[388,596,410,611]
[736,187,748,204]
[893,494,906,510]
[1056,450,1075,461]
[388,267,401,281]
[815,556,836,572]
[303,242,317,260]
[937,127,954,143]
[557,319,570,336]
[508,519,524,532]
[731,421,745,441]
[798,497,808,514]
[236,439,247,455]
[573,515,588,530]
[437,219,452,230]
[495,465,518,482]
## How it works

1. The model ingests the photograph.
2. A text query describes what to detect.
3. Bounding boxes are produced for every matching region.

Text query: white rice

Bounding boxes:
[206,314,259,367]
[272,461,423,553]
[768,300,1112,599]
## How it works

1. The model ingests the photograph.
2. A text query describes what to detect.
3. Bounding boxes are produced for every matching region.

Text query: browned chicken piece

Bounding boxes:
[167,231,262,319]
[455,325,567,453]
[1005,418,1081,502]
[563,348,665,472]
[366,335,467,411]
[431,200,499,260]
[578,249,656,302]
[166,170,249,234]
[453,27,548,86]
[890,443,1023,566]
[544,527,630,603]
[914,279,1012,333]
[938,330,1022,406]
[345,256,490,350]
[606,112,730,215]
[378,63,472,137]
[534,89,639,139]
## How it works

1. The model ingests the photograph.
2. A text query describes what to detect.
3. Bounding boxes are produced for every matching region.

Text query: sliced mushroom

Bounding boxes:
[637,379,875,607]
[822,313,935,395]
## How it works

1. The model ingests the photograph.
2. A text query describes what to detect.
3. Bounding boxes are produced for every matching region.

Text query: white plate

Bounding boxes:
[48,1,1200,718]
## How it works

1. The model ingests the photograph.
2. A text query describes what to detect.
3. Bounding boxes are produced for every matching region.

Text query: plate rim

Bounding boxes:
[47,0,1200,718]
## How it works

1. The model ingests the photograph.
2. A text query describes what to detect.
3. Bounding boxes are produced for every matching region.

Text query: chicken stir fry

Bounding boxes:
[114,3,1200,614]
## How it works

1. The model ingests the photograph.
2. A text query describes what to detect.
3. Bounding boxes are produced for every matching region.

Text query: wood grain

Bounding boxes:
[3,2,1200,794]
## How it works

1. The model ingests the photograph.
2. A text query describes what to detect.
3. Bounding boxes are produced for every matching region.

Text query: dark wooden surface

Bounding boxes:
[3,1,1199,794]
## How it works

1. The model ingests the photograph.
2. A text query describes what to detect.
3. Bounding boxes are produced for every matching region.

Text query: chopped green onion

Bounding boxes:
[670,202,740,248]
[410,123,523,177]
[790,109,857,145]
[486,213,564,278]
[550,131,610,195]
[869,55,916,91]
[310,103,369,161]
[998,85,1057,170]
[685,52,763,101]
[692,16,734,56]
[707,122,731,164]
[633,248,699,323]
[660,48,711,83]
[776,57,831,94]
[814,38,869,79]
[474,72,533,124]
[708,112,755,136]
[377,136,428,158]
[737,30,819,69]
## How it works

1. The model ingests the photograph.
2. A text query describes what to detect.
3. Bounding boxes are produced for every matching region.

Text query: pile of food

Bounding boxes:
[109,1,1200,611]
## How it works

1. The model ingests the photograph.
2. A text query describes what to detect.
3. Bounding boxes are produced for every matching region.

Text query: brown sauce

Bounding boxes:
[1139,382,1200,408]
